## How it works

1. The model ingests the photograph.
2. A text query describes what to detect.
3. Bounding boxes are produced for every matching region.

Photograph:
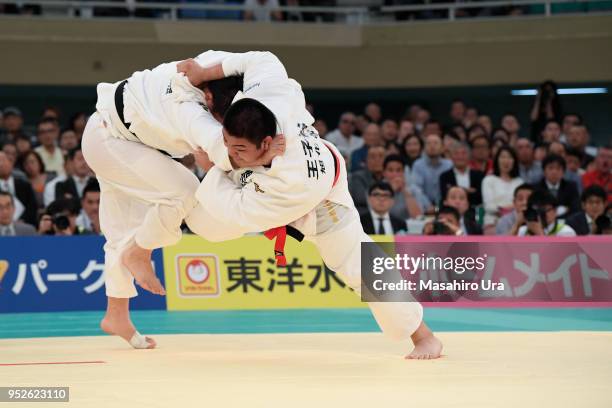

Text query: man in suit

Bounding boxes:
[54,146,95,202]
[534,154,580,217]
[360,181,407,235]
[566,185,607,235]
[0,151,38,226]
[439,141,484,208]
[0,191,37,236]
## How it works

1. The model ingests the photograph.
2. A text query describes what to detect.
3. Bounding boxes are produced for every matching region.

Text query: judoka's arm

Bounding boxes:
[196,167,324,234]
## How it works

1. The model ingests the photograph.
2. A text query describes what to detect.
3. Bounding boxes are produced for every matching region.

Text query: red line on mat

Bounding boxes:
[0,361,106,366]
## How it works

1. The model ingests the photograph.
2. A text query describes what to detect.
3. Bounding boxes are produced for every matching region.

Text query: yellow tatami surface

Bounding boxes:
[1,332,611,408]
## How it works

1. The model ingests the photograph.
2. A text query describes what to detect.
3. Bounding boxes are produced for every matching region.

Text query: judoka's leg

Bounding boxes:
[310,209,442,359]
[83,113,200,295]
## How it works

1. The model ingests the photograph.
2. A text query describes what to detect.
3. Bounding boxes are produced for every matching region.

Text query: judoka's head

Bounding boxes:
[222,98,277,167]
[202,75,243,122]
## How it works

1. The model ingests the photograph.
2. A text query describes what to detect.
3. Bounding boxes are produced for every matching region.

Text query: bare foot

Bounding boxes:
[121,242,165,296]
[406,335,443,360]
[100,314,156,349]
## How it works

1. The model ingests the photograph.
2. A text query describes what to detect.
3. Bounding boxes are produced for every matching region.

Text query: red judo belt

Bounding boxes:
[265,142,341,266]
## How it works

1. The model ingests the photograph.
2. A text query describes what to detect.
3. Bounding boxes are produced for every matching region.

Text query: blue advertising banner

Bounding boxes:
[0,236,165,312]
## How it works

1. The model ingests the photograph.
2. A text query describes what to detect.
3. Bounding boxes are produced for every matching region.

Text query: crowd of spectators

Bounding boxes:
[0,80,610,237]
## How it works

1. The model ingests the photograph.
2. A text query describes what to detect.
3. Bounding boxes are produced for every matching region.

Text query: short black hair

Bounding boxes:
[542,154,566,171]
[223,98,277,148]
[67,145,83,161]
[528,190,558,209]
[514,183,534,198]
[581,184,606,203]
[368,181,394,196]
[383,154,405,170]
[469,134,490,148]
[493,145,519,178]
[37,117,59,128]
[47,198,80,216]
[437,205,460,223]
[565,146,583,160]
[205,75,243,118]
[82,178,100,198]
[0,190,14,205]
[563,112,583,125]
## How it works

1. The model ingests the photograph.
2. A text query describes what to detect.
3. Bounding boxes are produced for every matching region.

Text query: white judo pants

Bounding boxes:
[305,203,423,341]
[82,113,230,298]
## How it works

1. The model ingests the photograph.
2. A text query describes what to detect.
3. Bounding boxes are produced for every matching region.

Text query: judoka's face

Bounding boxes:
[223,129,271,168]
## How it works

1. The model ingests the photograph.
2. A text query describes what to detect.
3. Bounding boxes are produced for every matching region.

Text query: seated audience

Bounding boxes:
[360,182,407,235]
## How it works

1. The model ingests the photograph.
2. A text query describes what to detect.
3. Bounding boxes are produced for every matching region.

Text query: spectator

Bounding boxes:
[59,129,79,154]
[443,186,482,235]
[467,124,488,143]
[451,124,467,142]
[547,140,566,157]
[360,182,407,235]
[354,115,369,137]
[382,154,430,219]
[530,80,562,143]
[43,157,72,207]
[0,107,32,146]
[400,134,423,186]
[41,106,61,121]
[449,99,466,125]
[414,108,430,135]
[0,151,38,226]
[534,154,580,217]
[594,206,612,235]
[0,191,37,236]
[350,123,382,173]
[564,147,584,193]
[77,179,101,235]
[364,103,382,124]
[566,185,607,235]
[541,119,562,143]
[34,117,65,177]
[381,119,398,146]
[567,125,596,168]
[463,107,479,129]
[501,113,521,146]
[313,119,328,139]
[477,115,493,137]
[516,137,543,184]
[69,112,88,141]
[326,112,363,165]
[14,134,32,156]
[397,119,415,144]
[516,190,576,236]
[54,147,94,202]
[412,133,453,205]
[349,146,385,214]
[482,146,523,226]
[560,113,582,142]
[40,198,81,236]
[468,134,493,175]
[582,146,611,203]
[422,205,463,236]
[491,135,507,160]
[1,143,27,181]
[243,0,282,22]
[496,183,534,235]
[16,150,57,209]
[439,141,485,207]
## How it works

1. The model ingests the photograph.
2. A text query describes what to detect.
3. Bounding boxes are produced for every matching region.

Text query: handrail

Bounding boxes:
[0,0,610,22]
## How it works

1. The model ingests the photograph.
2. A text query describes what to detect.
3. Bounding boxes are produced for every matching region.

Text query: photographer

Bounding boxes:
[530,80,562,143]
[38,198,81,236]
[423,205,464,236]
[516,190,576,237]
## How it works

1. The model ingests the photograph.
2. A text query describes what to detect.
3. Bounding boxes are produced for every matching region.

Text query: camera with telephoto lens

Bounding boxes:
[52,214,70,231]
[432,221,452,235]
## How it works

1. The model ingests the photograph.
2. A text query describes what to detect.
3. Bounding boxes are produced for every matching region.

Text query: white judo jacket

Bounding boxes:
[196,51,355,238]
[94,50,233,170]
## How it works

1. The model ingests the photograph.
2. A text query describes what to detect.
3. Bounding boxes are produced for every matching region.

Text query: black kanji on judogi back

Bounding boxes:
[225,258,264,293]
[308,264,346,292]
[301,140,313,158]
[314,144,321,156]
[318,160,326,174]
[306,160,319,179]
[267,258,305,292]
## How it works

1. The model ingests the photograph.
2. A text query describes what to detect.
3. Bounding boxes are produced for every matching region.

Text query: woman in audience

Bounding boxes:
[482,145,524,227]
[17,150,57,209]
